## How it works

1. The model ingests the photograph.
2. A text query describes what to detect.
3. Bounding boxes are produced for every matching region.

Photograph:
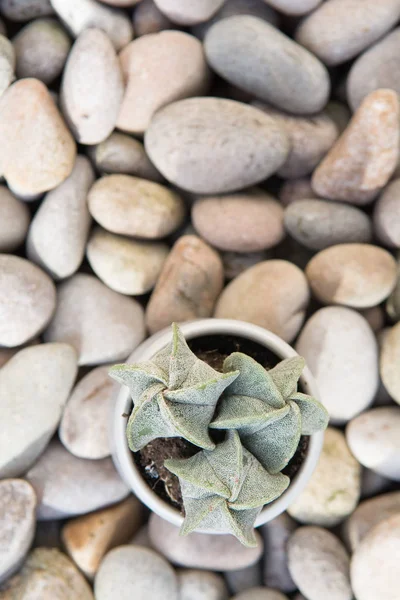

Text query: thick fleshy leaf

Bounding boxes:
[269,356,305,398]
[180,494,226,536]
[165,451,230,498]
[205,430,243,501]
[160,398,216,450]
[223,504,260,547]
[109,362,167,397]
[290,392,330,435]
[233,451,290,509]
[210,396,289,429]
[126,387,172,451]
[164,370,239,406]
[167,323,198,389]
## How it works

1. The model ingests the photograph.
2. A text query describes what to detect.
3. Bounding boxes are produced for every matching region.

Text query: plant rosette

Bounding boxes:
[111,319,327,546]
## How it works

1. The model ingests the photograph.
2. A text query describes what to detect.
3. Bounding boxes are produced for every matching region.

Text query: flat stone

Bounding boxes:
[133,0,172,36]
[149,514,263,571]
[373,178,400,247]
[117,30,210,136]
[346,406,400,481]
[0,185,30,252]
[232,590,288,600]
[261,513,296,593]
[88,174,185,238]
[1,0,54,20]
[224,563,262,595]
[380,321,400,404]
[215,260,309,343]
[279,178,318,206]
[153,0,225,25]
[178,570,229,600]
[44,273,145,366]
[146,235,223,334]
[204,16,329,115]
[0,35,15,96]
[26,439,129,520]
[0,480,36,584]
[94,545,178,600]
[312,89,399,205]
[87,227,169,295]
[27,155,94,280]
[0,78,76,196]
[288,428,361,527]
[145,97,290,195]
[62,496,143,579]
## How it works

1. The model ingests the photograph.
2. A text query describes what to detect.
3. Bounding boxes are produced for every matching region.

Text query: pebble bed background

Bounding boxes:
[0,0,400,599]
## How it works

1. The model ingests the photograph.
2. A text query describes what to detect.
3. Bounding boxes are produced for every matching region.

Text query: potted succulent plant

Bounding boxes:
[110,319,328,547]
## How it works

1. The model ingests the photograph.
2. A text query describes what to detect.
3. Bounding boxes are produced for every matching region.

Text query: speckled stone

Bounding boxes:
[373,178,400,247]
[380,321,400,404]
[153,0,225,25]
[0,185,30,252]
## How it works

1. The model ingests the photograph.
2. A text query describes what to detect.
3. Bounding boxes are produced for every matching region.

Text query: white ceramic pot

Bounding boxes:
[111,318,324,531]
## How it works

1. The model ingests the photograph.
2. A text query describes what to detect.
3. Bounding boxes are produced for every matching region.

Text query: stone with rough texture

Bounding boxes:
[261,514,296,593]
[0,480,36,584]
[61,29,123,145]
[1,0,54,20]
[154,0,225,25]
[288,527,352,600]
[27,155,94,280]
[0,343,77,479]
[145,97,289,195]
[0,36,15,96]
[312,89,399,204]
[351,514,400,600]
[296,0,400,66]
[0,78,76,197]
[95,545,178,600]
[0,186,30,252]
[373,178,400,247]
[232,590,288,600]
[279,178,318,206]
[178,570,229,600]
[26,440,129,520]
[224,563,262,595]
[13,18,71,84]
[192,189,285,252]
[87,227,169,295]
[306,244,397,308]
[346,407,400,481]
[146,235,223,334]
[134,0,172,36]
[62,497,143,579]
[215,260,309,343]
[44,273,145,365]
[117,31,210,136]
[380,322,400,404]
[88,174,185,238]
[149,514,263,571]
[205,16,329,115]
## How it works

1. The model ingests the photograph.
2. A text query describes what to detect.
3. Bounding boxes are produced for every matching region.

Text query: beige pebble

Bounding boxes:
[87,227,169,296]
[154,0,225,25]
[192,189,285,252]
[262,0,321,15]
[134,0,172,36]
[146,235,224,334]
[279,178,318,206]
[178,570,229,600]
[306,243,397,308]
[312,89,399,205]
[373,178,400,247]
[0,185,30,252]
[88,174,185,239]
[380,322,400,404]
[1,0,54,20]
[215,260,309,343]
[0,78,76,197]
[117,31,210,136]
[0,36,15,96]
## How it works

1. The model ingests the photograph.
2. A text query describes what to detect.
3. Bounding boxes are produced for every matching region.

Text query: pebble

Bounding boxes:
[204,16,330,115]
[288,526,352,600]
[296,307,378,423]
[27,155,94,280]
[221,250,271,280]
[88,132,162,181]
[312,89,399,204]
[0,78,76,197]
[130,524,152,548]
[1,0,54,21]
[306,243,397,308]
[61,29,123,145]
[1,547,94,599]
[232,590,288,600]
[44,273,145,365]
[13,18,71,84]
[380,322,400,404]
[0,35,15,96]
[59,365,115,459]
[149,514,263,571]
[261,513,296,593]
[153,0,225,25]
[373,178,400,247]
[224,563,262,595]
[192,189,285,252]
[254,103,338,179]
[359,306,385,333]
[0,185,30,252]
[133,0,172,37]
[178,570,229,600]
[0,255,56,347]
[386,274,400,322]
[215,260,309,343]
[94,545,178,600]
[0,480,36,584]
[87,227,169,296]
[88,174,185,238]
[144,97,290,195]
[284,200,372,250]
[288,428,361,527]
[26,440,129,520]
[50,0,133,51]
[61,496,143,579]
[117,31,210,136]
[295,0,400,66]
[351,514,400,600]
[146,235,223,334]
[346,406,400,481]
[279,178,318,206]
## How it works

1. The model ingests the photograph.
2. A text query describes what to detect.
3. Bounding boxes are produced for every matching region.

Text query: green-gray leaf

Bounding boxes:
[290,392,330,435]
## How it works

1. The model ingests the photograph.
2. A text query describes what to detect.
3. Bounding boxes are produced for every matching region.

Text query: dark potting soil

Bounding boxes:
[134,334,309,512]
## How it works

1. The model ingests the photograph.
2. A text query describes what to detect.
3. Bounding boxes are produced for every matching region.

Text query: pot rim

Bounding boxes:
[111,318,324,531]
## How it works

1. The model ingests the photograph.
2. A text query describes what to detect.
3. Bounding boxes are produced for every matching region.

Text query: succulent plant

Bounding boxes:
[109,323,239,451]
[165,430,290,547]
[210,353,329,473]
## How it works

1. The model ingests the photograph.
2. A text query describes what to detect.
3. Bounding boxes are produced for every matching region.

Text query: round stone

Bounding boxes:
[0,35,15,96]
[178,570,229,600]
[144,97,290,195]
[134,0,172,37]
[262,0,321,14]
[261,513,296,593]
[0,185,30,252]
[224,564,262,596]
[153,0,225,25]
[1,0,54,20]
[373,178,400,247]
[380,322,400,404]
